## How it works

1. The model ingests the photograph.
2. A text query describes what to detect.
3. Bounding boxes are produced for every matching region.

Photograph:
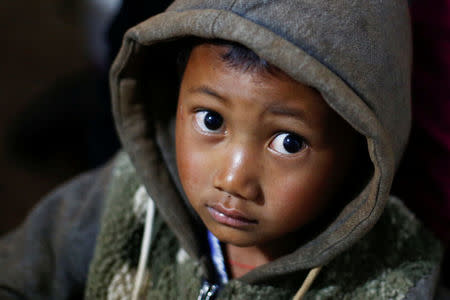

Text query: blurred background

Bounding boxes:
[0,0,172,235]
[0,0,91,235]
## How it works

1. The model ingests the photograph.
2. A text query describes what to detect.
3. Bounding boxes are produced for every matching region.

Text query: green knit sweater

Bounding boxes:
[85,153,443,299]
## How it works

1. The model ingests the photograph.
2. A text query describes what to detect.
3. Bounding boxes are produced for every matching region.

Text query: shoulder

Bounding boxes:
[0,151,119,300]
[307,196,444,300]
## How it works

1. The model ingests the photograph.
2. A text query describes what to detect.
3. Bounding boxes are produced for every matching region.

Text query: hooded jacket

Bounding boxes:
[0,0,444,299]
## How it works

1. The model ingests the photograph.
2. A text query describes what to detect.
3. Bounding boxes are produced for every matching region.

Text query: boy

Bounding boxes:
[0,0,444,299]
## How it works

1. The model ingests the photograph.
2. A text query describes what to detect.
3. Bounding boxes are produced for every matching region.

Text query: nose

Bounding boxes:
[213,146,262,203]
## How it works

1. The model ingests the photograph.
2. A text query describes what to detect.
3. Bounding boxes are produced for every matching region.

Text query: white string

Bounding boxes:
[132,194,155,300]
[292,266,323,300]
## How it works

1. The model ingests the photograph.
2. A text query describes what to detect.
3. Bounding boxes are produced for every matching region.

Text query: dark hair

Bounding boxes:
[177,38,275,79]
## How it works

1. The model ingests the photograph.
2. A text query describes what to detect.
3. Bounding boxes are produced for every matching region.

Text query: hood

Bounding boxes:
[110,0,412,283]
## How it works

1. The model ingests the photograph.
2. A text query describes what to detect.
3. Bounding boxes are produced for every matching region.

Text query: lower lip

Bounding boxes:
[207,206,257,228]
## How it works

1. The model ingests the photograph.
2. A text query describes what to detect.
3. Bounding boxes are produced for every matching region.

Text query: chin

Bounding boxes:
[222,237,257,247]
[210,226,262,247]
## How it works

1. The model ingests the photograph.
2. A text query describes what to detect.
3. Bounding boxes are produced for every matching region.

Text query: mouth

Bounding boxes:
[207,204,258,228]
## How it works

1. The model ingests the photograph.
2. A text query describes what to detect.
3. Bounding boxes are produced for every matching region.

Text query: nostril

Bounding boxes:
[214,184,225,193]
[214,178,263,204]
[213,182,238,198]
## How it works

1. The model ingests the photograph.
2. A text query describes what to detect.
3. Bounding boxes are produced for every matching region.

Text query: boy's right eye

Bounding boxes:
[194,110,224,133]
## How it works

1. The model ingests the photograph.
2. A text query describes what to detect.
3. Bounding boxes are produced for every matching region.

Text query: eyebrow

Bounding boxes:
[188,85,228,102]
[266,104,310,125]
[189,85,310,125]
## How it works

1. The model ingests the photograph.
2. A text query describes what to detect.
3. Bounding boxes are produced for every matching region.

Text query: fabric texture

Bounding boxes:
[0,161,113,300]
[87,153,443,299]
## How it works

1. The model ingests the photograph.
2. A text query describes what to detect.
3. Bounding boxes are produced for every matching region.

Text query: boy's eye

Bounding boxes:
[270,133,307,155]
[194,110,224,133]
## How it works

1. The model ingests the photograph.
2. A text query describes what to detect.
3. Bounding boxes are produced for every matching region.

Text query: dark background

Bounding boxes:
[0,0,90,234]
[0,0,173,235]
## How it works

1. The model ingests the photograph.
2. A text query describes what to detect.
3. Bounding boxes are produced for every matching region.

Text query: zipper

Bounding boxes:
[197,281,219,300]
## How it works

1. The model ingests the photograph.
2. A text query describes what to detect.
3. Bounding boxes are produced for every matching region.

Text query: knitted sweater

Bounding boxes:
[86,153,443,299]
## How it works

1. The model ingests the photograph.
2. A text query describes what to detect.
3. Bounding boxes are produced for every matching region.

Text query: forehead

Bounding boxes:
[181,44,341,130]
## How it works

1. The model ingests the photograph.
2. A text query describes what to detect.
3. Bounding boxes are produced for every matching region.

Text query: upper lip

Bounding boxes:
[210,203,258,223]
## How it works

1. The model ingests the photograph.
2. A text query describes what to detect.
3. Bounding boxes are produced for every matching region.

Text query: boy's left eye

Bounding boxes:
[194,110,224,133]
[269,132,307,155]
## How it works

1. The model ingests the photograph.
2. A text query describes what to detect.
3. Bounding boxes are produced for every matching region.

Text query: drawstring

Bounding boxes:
[129,190,321,300]
[292,266,323,300]
[132,195,155,300]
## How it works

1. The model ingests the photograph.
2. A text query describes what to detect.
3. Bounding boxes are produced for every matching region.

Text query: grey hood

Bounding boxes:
[110,0,412,283]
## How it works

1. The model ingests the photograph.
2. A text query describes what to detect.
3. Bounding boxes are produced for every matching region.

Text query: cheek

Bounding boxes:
[268,177,320,222]
[177,148,201,192]
[263,161,336,227]
[176,119,213,200]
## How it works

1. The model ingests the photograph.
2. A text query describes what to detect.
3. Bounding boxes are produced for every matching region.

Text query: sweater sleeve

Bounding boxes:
[0,162,112,300]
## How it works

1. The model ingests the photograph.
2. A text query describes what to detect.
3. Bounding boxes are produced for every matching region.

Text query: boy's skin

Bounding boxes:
[176,44,360,278]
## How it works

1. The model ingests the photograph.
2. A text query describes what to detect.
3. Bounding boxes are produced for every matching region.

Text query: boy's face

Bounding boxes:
[176,44,359,248]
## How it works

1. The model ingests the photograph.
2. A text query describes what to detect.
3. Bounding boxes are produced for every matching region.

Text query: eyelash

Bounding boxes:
[194,109,225,133]
[193,109,308,155]
[269,132,308,155]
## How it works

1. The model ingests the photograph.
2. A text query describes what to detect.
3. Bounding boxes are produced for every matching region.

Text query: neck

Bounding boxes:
[225,233,299,279]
